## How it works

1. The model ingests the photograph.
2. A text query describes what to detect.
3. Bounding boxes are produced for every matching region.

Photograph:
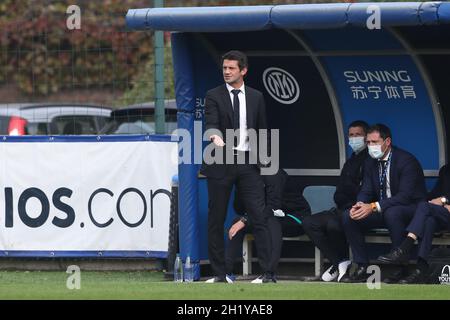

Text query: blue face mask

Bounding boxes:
[368,144,383,159]
[368,140,387,159]
[349,136,366,153]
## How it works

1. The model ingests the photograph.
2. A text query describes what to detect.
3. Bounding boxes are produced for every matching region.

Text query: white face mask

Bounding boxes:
[368,143,385,159]
[348,136,366,153]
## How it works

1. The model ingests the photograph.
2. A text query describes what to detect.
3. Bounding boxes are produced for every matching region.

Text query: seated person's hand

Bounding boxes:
[350,202,363,216]
[210,134,225,147]
[228,220,245,240]
[429,197,443,206]
[445,204,450,213]
[350,202,372,220]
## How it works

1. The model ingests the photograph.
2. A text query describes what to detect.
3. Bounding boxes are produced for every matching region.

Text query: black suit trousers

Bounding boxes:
[207,163,269,277]
[302,210,349,267]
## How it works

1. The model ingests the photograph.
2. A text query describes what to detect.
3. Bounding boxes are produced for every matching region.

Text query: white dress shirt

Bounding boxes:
[226,83,249,151]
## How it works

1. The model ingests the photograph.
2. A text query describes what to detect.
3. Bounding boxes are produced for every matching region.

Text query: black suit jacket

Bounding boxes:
[200,84,268,179]
[428,164,450,201]
[357,146,427,211]
[334,148,369,211]
[233,168,311,225]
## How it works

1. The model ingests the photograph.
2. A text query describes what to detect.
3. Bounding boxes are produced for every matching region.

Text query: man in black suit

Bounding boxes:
[342,124,427,282]
[200,50,271,283]
[302,120,369,282]
[377,164,450,284]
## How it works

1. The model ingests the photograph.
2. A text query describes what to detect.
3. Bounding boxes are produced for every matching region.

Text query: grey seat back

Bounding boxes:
[302,185,336,214]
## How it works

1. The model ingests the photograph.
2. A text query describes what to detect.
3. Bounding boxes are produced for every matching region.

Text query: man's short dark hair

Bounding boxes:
[348,120,369,134]
[222,50,248,70]
[368,123,392,140]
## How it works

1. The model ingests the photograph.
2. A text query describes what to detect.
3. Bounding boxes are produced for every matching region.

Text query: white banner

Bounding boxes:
[0,138,177,256]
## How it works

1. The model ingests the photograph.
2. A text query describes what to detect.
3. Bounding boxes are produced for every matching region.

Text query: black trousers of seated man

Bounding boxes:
[301,208,349,268]
[207,163,270,278]
[225,215,304,275]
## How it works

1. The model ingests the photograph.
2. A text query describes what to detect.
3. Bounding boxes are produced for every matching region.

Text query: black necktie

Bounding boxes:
[231,89,240,148]
[231,89,240,130]
[379,160,388,200]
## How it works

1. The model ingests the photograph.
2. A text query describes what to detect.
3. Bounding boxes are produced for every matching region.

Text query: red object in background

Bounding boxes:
[8,116,28,135]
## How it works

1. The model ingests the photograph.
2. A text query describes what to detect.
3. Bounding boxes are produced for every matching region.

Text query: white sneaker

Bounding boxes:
[205,276,234,283]
[337,260,352,282]
[205,277,216,283]
[321,265,338,282]
[250,275,264,284]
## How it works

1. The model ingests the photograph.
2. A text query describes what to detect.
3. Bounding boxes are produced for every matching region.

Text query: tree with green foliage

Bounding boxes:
[118,39,174,107]
[0,0,153,97]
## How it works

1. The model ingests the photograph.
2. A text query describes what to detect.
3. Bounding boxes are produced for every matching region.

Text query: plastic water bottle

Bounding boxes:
[184,255,194,283]
[174,254,183,282]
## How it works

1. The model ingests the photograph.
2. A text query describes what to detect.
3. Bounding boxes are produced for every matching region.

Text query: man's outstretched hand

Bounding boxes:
[210,135,225,147]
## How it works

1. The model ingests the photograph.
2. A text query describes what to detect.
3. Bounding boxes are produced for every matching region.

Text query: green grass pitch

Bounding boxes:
[0,271,449,300]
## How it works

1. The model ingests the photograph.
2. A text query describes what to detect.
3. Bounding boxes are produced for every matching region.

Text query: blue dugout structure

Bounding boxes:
[127,2,450,279]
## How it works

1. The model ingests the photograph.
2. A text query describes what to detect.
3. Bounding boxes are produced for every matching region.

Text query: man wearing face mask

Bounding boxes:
[342,123,426,283]
[302,120,369,282]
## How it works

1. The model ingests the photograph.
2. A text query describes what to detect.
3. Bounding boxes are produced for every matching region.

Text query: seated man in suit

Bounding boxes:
[377,163,450,284]
[302,120,369,282]
[225,169,311,283]
[342,123,427,283]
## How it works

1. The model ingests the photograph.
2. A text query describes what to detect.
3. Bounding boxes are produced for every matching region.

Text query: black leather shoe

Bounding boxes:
[377,247,409,264]
[398,268,427,284]
[341,266,368,283]
[263,272,277,283]
[383,267,409,284]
